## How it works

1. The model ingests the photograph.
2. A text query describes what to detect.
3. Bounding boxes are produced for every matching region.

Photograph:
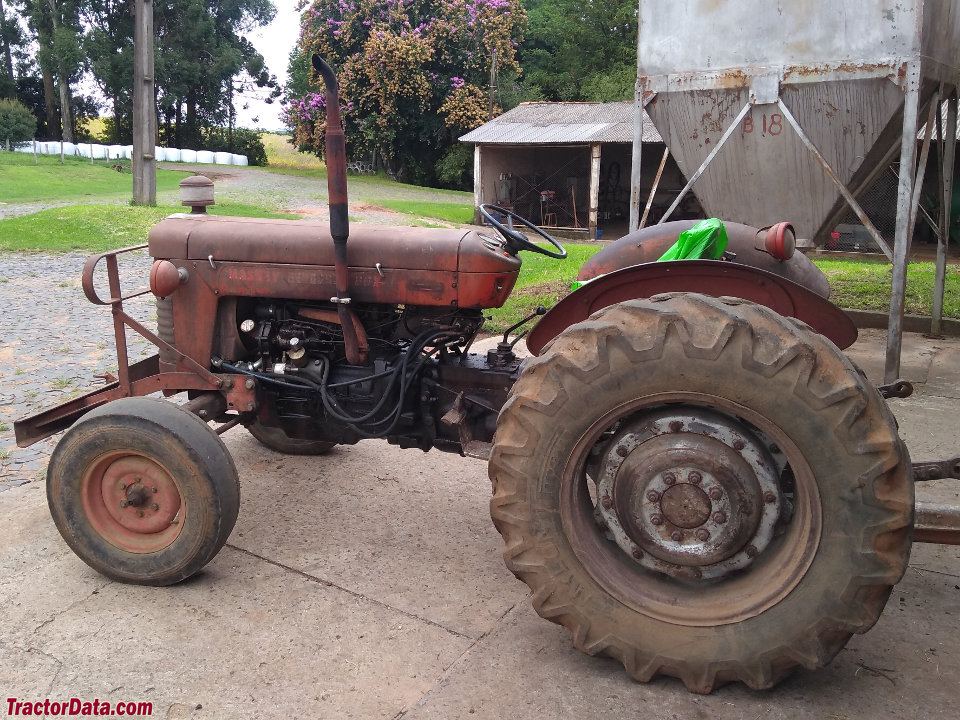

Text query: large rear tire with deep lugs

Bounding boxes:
[489,293,912,692]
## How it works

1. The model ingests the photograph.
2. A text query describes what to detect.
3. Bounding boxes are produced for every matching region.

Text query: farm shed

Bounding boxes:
[460,102,701,240]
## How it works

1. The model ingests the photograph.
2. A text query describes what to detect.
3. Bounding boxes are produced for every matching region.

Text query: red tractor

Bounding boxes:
[15,58,960,693]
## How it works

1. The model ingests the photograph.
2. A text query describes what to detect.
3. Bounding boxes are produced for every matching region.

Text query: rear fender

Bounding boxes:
[525,260,857,356]
[579,220,831,298]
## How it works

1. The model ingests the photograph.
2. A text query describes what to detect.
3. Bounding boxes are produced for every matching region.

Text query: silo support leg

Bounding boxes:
[886,62,922,384]
[776,99,893,261]
[933,95,957,337]
[908,90,941,246]
[657,102,751,225]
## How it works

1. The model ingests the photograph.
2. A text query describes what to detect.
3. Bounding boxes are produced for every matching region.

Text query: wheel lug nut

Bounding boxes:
[669,421,683,432]
[650,514,664,526]
[769,444,781,454]
[151,503,159,511]
[120,482,127,490]
[733,439,745,451]
[670,530,683,542]
[764,491,777,504]
[137,510,144,518]
[712,511,726,524]
[695,528,710,541]
[688,471,702,484]
[616,445,629,457]
[632,548,644,559]
[708,487,722,500]
[152,486,158,493]
[120,500,128,508]
[601,496,613,510]
[663,472,677,486]
[745,545,758,558]
[646,490,660,503]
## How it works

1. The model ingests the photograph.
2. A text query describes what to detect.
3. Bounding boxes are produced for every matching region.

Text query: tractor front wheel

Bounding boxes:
[47,397,240,585]
[489,293,912,692]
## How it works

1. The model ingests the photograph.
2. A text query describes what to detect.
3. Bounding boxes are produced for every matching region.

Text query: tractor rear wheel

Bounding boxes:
[489,293,912,692]
[47,397,240,585]
[247,420,336,455]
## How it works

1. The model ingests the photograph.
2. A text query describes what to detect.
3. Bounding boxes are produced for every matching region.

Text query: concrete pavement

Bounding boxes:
[1,329,958,719]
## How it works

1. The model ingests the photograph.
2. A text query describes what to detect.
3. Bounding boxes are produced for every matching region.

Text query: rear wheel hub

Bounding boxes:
[595,408,783,580]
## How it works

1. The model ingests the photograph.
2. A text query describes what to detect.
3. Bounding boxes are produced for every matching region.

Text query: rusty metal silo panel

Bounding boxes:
[636,0,960,243]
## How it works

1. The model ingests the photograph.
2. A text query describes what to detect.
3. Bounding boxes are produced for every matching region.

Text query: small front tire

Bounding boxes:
[47,397,240,586]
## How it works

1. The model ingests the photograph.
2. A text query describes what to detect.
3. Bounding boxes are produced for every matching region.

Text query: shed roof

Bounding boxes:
[459,102,662,145]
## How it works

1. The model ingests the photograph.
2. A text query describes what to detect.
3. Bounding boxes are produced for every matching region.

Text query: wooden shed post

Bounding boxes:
[473,144,483,224]
[589,143,601,238]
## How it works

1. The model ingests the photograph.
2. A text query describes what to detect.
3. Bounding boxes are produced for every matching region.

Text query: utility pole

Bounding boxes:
[488,49,498,120]
[133,0,156,205]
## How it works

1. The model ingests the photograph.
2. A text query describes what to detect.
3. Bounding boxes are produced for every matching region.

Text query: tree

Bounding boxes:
[520,0,637,102]
[286,0,526,186]
[81,0,278,146]
[82,0,135,143]
[0,97,36,148]
[22,0,83,141]
[154,0,277,148]
[0,0,26,98]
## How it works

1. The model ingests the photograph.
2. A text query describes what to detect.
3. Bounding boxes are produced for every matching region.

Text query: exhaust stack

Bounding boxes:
[312,54,363,365]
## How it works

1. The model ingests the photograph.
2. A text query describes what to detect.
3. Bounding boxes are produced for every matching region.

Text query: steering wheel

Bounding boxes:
[479,204,567,259]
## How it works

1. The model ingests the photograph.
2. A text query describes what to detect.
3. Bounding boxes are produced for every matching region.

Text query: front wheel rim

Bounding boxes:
[80,451,185,554]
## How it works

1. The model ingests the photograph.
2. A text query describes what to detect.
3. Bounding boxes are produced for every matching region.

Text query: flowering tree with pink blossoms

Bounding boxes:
[285,0,525,184]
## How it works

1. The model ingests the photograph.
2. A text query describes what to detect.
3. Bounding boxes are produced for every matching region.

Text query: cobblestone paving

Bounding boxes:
[0,251,156,491]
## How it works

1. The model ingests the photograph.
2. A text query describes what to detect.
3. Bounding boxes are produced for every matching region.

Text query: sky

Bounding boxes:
[234,1,303,131]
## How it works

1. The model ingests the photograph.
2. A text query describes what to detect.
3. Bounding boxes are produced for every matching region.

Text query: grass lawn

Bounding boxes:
[375,199,473,224]
[484,244,601,333]
[0,202,299,253]
[813,257,960,318]
[262,133,325,171]
[0,152,186,202]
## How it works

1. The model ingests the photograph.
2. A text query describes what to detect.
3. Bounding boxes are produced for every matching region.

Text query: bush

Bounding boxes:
[0,99,36,149]
[204,127,268,166]
[435,143,474,190]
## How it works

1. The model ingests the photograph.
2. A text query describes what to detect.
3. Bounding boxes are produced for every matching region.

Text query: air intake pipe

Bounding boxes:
[312,54,363,365]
